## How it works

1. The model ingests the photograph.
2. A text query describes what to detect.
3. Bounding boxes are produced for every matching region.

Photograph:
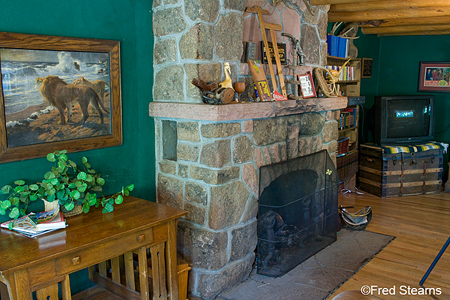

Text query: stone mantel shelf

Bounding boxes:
[149,97,348,122]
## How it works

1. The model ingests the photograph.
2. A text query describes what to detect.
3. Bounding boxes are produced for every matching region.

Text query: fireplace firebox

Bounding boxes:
[257,150,339,277]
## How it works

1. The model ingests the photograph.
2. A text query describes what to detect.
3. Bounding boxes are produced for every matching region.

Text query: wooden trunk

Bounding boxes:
[359,145,443,197]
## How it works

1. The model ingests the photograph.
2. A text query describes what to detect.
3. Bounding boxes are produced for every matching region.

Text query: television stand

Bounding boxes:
[358,143,444,197]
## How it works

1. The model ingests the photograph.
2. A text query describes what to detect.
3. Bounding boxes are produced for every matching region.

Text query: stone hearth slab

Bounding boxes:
[218,229,394,300]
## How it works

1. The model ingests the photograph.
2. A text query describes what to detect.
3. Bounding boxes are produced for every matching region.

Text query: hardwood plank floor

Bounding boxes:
[331,191,450,299]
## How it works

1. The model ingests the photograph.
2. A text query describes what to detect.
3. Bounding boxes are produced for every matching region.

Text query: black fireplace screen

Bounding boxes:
[257,150,339,277]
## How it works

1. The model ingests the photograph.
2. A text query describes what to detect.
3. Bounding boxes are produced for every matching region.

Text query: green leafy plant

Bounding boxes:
[0,150,134,221]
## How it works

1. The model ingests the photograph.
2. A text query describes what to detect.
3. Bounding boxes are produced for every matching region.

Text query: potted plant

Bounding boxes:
[0,150,134,221]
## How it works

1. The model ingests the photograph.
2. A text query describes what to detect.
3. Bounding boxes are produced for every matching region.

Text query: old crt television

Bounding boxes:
[371,95,434,145]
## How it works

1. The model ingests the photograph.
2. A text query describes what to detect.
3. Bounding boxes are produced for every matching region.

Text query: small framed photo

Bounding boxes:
[298,72,316,98]
[418,61,450,93]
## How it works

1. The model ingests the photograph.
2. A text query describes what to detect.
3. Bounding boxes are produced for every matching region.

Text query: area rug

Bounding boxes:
[218,229,395,300]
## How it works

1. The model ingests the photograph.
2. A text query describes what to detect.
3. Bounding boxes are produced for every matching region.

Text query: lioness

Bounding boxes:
[39,75,108,125]
[73,76,109,105]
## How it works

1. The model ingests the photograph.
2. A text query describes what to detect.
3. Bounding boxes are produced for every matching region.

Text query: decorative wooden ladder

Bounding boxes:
[246,6,287,98]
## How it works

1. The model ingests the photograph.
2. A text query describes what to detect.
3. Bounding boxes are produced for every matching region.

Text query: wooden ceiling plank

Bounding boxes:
[362,24,450,35]
[311,0,379,5]
[331,0,450,12]
[328,7,450,22]
[359,16,450,27]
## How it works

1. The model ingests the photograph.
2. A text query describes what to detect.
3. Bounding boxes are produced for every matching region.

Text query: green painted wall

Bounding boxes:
[356,33,450,173]
[0,0,155,293]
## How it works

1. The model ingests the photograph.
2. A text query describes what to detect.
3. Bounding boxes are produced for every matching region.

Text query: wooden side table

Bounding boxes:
[0,196,187,300]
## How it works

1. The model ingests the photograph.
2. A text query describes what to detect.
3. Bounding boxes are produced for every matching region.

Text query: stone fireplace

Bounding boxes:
[151,1,336,299]
[149,100,345,299]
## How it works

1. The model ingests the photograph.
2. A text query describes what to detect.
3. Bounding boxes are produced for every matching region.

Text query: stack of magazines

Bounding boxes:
[0,207,66,238]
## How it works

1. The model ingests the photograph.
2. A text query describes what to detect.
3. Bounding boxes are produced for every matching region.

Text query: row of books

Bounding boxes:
[325,65,356,81]
[327,35,348,58]
[0,207,66,238]
[339,108,357,129]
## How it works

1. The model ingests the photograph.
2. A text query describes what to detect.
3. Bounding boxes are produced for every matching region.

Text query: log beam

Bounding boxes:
[331,0,450,12]
[362,24,450,35]
[329,7,450,22]
[311,0,378,5]
[359,16,450,28]
[377,29,450,36]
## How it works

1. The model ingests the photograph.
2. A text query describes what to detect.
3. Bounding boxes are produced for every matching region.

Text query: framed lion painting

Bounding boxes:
[0,32,122,163]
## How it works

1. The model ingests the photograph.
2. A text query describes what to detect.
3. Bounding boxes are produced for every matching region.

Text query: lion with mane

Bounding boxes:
[39,75,109,125]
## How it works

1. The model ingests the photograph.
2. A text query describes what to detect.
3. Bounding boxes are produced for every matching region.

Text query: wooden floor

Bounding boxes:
[331,191,450,299]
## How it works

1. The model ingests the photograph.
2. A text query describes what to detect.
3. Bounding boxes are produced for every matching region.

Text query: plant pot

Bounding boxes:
[61,204,83,217]
[43,199,83,217]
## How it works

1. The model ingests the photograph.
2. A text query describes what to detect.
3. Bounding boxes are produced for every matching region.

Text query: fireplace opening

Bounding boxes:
[257,150,339,277]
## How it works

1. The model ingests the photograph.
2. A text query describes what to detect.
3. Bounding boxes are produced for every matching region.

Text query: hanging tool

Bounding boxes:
[246,6,287,98]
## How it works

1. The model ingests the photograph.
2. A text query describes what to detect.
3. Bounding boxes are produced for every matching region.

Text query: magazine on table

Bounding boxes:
[28,207,66,231]
[1,208,67,238]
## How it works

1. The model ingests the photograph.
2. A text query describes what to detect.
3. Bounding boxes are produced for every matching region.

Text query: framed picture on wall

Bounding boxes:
[0,32,122,163]
[418,61,450,93]
[298,72,316,98]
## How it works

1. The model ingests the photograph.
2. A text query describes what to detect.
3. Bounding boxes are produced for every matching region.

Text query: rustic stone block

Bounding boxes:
[185,63,222,101]
[154,65,185,101]
[185,0,219,23]
[195,253,254,299]
[153,7,187,37]
[177,122,200,142]
[303,3,321,25]
[152,0,162,8]
[298,136,313,157]
[326,110,340,121]
[185,181,208,205]
[312,135,323,153]
[280,142,287,161]
[159,160,177,175]
[301,24,321,65]
[200,140,231,168]
[180,24,214,60]
[231,221,257,261]
[269,144,281,164]
[201,122,241,138]
[233,136,254,164]
[241,195,258,224]
[209,182,249,230]
[322,120,338,143]
[299,113,325,136]
[223,0,246,11]
[184,202,206,225]
[190,166,240,184]
[214,13,244,61]
[253,118,287,146]
[154,39,177,65]
[318,10,328,41]
[322,140,338,155]
[177,143,200,162]
[286,114,302,125]
[179,164,189,178]
[177,220,228,270]
[241,120,253,133]
[254,147,265,168]
[242,163,258,195]
[157,174,183,209]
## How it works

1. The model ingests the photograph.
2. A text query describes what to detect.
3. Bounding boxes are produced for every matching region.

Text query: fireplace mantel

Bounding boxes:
[149,97,348,121]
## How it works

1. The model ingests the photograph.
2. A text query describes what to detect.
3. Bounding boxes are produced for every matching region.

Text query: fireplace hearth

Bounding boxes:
[257,150,339,277]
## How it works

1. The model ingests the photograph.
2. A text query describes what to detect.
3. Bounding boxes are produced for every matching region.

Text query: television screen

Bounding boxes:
[386,99,432,139]
[370,95,434,145]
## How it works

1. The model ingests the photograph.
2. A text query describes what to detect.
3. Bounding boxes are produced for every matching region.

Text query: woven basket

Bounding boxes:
[314,67,337,97]
[61,204,83,217]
